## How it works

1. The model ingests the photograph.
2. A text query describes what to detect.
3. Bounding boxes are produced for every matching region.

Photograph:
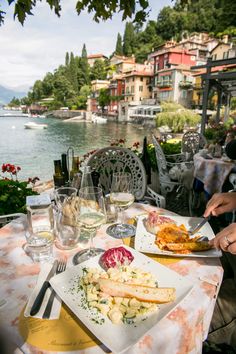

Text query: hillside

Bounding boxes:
[0,85,26,105]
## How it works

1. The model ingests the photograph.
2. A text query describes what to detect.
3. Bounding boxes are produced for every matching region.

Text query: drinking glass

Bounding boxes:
[106,172,135,238]
[72,186,106,264]
[54,187,77,211]
[24,224,54,263]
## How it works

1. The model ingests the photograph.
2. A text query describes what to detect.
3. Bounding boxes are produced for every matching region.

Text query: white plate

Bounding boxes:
[135,215,221,258]
[50,245,194,354]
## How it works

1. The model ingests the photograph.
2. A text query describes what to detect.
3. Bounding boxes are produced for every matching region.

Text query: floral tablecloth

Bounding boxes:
[0,203,223,354]
[193,153,236,195]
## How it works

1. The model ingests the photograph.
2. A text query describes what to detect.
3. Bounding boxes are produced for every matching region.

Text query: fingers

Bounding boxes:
[209,223,236,253]
[204,193,222,217]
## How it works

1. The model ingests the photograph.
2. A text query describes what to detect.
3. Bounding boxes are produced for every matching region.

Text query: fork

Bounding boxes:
[42,259,67,319]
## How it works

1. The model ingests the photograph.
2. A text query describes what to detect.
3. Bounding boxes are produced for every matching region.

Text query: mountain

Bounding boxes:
[0,85,27,105]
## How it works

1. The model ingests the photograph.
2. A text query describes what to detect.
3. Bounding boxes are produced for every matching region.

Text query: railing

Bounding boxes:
[179,81,193,89]
[156,80,172,88]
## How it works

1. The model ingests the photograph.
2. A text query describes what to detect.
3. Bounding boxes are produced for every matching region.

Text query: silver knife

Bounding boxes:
[30,260,58,316]
[189,216,210,236]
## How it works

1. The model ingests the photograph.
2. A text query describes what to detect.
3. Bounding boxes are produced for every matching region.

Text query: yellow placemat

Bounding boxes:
[123,236,182,265]
[19,304,99,351]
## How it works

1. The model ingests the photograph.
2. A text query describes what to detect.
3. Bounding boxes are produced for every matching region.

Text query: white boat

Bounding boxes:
[24,122,48,129]
[91,114,107,123]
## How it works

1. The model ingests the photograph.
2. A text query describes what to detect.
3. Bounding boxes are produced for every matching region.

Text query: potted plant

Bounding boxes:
[0,163,39,215]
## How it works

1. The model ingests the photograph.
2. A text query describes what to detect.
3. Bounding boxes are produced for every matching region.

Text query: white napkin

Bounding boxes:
[24,263,61,319]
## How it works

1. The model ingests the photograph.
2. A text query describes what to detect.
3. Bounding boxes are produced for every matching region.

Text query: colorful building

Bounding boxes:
[87,54,108,67]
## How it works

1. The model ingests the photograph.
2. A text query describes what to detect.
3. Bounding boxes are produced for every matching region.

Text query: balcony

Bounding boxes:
[109,83,118,89]
[156,80,172,88]
[179,81,193,89]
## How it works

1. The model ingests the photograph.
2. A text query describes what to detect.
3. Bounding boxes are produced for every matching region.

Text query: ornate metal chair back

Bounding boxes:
[86,146,147,200]
[182,131,206,158]
[152,136,172,184]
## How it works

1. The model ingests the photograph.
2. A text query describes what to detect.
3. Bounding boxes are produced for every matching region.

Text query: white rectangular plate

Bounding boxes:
[134,215,221,258]
[50,245,194,354]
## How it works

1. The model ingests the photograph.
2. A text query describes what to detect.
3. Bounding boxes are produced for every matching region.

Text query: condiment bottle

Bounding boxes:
[53,160,65,188]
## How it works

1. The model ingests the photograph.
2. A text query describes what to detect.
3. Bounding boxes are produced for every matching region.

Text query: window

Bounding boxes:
[132,77,135,82]
[212,54,217,60]
[223,51,229,59]
[181,90,187,99]
[139,86,143,92]
[126,87,129,94]
[131,86,134,93]
[140,77,143,81]
[126,78,129,83]
[164,59,169,69]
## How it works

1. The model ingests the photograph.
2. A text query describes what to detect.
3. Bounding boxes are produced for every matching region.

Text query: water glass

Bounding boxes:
[105,195,118,223]
[25,225,54,263]
[55,212,80,250]
[54,187,77,210]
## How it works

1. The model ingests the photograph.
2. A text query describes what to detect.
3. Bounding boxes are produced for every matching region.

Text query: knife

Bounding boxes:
[30,260,58,316]
[189,216,210,236]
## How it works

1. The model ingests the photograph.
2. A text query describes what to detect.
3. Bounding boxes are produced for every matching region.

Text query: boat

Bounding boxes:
[24,122,48,129]
[91,114,107,123]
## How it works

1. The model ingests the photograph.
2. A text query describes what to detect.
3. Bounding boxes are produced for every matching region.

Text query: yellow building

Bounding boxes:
[210,42,231,60]
[124,69,153,103]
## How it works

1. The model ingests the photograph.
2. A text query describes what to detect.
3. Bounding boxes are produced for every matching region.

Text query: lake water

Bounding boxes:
[0,110,151,181]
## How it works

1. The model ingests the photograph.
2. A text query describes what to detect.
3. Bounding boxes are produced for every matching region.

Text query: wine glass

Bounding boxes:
[72,186,106,264]
[106,172,135,238]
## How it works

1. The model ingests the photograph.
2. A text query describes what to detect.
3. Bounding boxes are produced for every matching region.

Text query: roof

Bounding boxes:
[87,54,107,59]
[125,70,153,77]
[210,42,231,53]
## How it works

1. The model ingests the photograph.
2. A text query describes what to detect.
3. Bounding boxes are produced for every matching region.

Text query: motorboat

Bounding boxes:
[24,122,48,129]
[91,114,107,123]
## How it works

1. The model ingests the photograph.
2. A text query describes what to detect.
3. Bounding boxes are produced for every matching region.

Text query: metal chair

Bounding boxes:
[181,131,206,159]
[0,213,25,228]
[86,146,165,208]
[152,135,193,215]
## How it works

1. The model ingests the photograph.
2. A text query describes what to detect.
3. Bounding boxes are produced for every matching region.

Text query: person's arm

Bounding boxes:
[203,193,236,217]
[209,223,236,254]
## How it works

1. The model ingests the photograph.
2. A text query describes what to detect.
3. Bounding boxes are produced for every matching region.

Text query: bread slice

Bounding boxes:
[98,278,176,304]
[165,241,211,252]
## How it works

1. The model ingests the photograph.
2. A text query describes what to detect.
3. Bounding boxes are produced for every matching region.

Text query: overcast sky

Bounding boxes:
[0,0,172,91]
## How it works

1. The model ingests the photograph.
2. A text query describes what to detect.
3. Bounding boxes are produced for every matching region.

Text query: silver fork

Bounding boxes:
[42,259,67,319]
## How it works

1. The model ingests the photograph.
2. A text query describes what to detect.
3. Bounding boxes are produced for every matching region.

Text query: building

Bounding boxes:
[110,54,136,74]
[210,42,232,60]
[89,80,110,113]
[123,64,153,104]
[152,46,197,107]
[87,54,108,67]
[107,75,125,117]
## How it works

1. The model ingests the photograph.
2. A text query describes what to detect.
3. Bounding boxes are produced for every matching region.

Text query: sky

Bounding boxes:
[0,0,172,91]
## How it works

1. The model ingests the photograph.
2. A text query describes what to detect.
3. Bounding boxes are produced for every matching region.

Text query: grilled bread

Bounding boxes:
[165,241,211,252]
[98,278,176,304]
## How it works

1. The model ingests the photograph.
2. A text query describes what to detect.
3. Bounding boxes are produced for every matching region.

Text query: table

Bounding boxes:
[0,203,223,354]
[193,153,236,196]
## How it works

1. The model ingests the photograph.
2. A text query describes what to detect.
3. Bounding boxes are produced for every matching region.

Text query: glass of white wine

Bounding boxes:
[107,172,135,238]
[73,186,106,264]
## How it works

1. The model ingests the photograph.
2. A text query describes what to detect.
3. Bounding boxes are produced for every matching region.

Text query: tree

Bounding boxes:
[80,44,90,86]
[115,33,123,55]
[90,59,107,81]
[98,88,110,112]
[77,85,91,109]
[0,0,152,26]
[65,52,69,67]
[123,22,136,56]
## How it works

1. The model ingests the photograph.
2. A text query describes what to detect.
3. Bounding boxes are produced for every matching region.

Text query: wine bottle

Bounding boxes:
[61,153,69,185]
[53,160,65,187]
[141,136,152,185]
[70,156,80,180]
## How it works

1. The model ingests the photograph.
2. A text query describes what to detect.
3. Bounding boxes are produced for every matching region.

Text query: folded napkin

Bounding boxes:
[24,263,61,319]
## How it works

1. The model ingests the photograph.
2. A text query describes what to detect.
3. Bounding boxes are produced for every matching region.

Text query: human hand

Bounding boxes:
[209,223,236,254]
[203,193,236,217]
